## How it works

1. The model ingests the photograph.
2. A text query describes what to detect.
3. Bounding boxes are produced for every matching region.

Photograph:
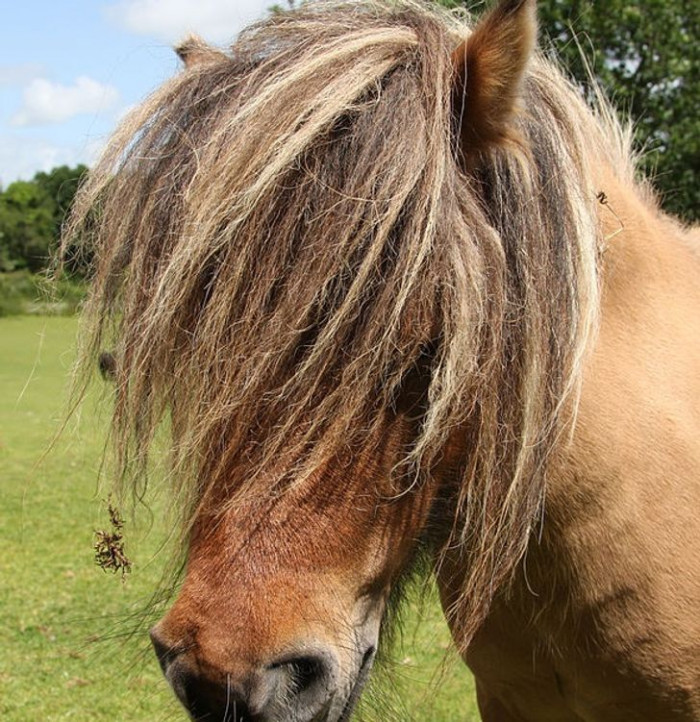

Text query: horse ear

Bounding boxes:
[175,35,228,69]
[452,0,537,162]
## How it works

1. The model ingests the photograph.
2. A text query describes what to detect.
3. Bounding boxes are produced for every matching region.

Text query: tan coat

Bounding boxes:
[441,176,700,720]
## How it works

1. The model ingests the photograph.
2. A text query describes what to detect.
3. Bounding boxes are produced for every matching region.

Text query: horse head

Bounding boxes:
[145,3,536,719]
[70,0,595,718]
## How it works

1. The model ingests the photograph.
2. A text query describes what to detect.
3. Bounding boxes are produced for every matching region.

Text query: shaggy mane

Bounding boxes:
[64,0,629,643]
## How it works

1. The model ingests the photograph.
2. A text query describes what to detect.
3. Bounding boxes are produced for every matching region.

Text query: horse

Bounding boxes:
[64,0,700,719]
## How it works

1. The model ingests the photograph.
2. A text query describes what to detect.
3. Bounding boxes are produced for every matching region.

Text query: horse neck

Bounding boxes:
[538,167,700,599]
[595,170,699,313]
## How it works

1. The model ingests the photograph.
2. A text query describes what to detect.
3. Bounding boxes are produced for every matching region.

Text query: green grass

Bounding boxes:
[0,316,479,721]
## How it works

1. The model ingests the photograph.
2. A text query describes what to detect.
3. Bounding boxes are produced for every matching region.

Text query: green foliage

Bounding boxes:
[0,270,85,317]
[0,164,87,276]
[49,273,88,315]
[0,181,55,273]
[540,1,699,222]
[0,271,38,316]
[34,164,88,238]
[438,0,699,222]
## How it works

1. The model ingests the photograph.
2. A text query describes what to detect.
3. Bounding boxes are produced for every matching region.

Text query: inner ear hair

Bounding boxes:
[451,0,537,164]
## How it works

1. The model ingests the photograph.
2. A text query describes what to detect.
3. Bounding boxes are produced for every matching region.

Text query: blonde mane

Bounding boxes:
[65,0,633,641]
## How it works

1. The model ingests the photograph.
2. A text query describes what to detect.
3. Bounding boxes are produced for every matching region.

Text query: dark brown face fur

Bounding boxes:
[151,414,438,722]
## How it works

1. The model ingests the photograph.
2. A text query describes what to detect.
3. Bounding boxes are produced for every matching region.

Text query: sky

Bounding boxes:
[0,0,277,187]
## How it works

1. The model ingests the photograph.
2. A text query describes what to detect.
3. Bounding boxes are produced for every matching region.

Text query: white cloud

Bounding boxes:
[0,134,105,187]
[0,63,44,87]
[11,76,120,127]
[106,0,270,44]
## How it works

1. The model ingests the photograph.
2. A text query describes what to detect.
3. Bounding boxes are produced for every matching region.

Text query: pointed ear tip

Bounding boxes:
[492,0,538,26]
[485,0,538,53]
[521,0,538,21]
[451,0,537,67]
[504,0,537,12]
[175,35,230,69]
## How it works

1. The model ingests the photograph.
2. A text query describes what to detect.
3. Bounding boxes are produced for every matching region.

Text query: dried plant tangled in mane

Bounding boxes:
[64,0,631,640]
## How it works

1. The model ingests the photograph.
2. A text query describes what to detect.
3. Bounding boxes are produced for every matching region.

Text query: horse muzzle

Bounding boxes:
[150,626,377,722]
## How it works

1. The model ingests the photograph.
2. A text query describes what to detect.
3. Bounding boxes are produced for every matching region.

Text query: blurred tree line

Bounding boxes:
[0,164,87,274]
[535,0,698,222]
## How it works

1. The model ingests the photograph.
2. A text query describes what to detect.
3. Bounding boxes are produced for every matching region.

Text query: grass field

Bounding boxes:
[0,315,479,721]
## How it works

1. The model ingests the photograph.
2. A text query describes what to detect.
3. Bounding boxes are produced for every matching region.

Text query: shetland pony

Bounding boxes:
[65,0,700,719]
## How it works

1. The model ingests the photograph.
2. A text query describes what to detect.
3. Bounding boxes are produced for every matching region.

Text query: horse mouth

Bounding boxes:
[336,646,376,722]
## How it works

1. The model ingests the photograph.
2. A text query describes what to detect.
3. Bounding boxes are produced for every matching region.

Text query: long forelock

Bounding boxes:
[66,0,630,646]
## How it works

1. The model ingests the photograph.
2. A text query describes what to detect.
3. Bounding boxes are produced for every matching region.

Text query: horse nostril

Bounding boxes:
[167,666,249,722]
[150,626,178,674]
[286,656,324,694]
[268,649,338,700]
[360,645,376,669]
[180,671,249,722]
[160,657,330,722]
